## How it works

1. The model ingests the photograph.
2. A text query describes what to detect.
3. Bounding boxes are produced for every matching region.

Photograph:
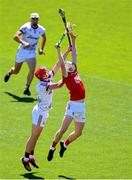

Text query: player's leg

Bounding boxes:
[65,121,85,144]
[4,62,23,82]
[59,101,86,157]
[21,107,47,171]
[27,124,43,165]
[26,124,43,154]
[47,115,72,161]
[4,48,25,82]
[54,116,73,143]
[21,124,43,171]
[59,121,85,158]
[24,58,36,96]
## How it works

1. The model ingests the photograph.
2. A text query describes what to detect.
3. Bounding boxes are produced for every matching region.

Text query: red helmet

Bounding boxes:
[34,66,49,80]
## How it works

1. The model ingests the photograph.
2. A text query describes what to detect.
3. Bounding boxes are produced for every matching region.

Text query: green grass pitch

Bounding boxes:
[0,0,132,179]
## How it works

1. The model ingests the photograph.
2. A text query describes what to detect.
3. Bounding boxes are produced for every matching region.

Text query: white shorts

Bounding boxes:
[32,105,49,127]
[65,101,86,122]
[16,48,36,63]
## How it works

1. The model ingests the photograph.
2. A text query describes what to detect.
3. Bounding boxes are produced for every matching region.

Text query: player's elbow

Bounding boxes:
[13,35,18,41]
[58,83,64,88]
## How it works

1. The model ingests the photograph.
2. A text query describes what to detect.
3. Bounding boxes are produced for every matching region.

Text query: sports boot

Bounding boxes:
[59,141,67,157]
[23,87,31,96]
[4,72,11,82]
[29,155,39,168]
[47,148,56,161]
[21,157,31,171]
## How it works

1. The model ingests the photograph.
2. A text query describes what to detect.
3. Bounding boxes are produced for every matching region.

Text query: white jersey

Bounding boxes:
[36,71,54,111]
[19,22,45,50]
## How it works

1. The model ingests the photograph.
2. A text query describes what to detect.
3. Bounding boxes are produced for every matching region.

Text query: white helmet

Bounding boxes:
[65,61,76,73]
[30,12,39,19]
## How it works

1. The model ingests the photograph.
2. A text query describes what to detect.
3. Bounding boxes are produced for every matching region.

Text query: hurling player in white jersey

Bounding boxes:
[4,12,46,96]
[21,46,72,171]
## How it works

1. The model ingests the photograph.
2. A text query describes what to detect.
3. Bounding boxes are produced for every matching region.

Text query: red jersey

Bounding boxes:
[63,71,85,101]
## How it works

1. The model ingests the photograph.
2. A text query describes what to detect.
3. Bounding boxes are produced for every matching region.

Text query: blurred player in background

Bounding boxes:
[4,12,46,96]
[47,31,86,161]
[21,47,71,171]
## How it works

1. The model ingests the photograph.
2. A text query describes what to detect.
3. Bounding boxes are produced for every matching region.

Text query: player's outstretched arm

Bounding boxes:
[55,45,68,77]
[69,32,77,65]
[52,46,72,75]
[48,80,64,90]
[63,46,72,60]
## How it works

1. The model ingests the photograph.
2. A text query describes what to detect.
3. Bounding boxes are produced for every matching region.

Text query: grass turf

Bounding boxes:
[0,0,132,179]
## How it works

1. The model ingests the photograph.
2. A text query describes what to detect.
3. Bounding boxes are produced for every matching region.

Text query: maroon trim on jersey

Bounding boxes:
[51,70,55,76]
[40,78,50,82]
[20,29,24,34]
[46,84,49,91]
[31,24,39,29]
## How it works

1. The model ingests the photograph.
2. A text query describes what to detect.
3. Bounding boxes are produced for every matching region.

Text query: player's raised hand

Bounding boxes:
[54,43,61,50]
[22,41,30,48]
[67,46,72,52]
[69,31,78,40]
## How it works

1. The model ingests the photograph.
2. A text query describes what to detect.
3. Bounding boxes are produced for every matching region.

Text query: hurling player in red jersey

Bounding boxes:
[47,31,86,161]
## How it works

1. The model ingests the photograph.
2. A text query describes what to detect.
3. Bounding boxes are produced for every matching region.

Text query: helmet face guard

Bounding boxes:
[65,61,76,73]
[30,13,39,27]
[34,66,49,81]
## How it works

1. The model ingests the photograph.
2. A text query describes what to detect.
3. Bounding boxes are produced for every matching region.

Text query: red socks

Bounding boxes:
[52,141,57,148]
[65,139,71,146]
[51,139,71,149]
